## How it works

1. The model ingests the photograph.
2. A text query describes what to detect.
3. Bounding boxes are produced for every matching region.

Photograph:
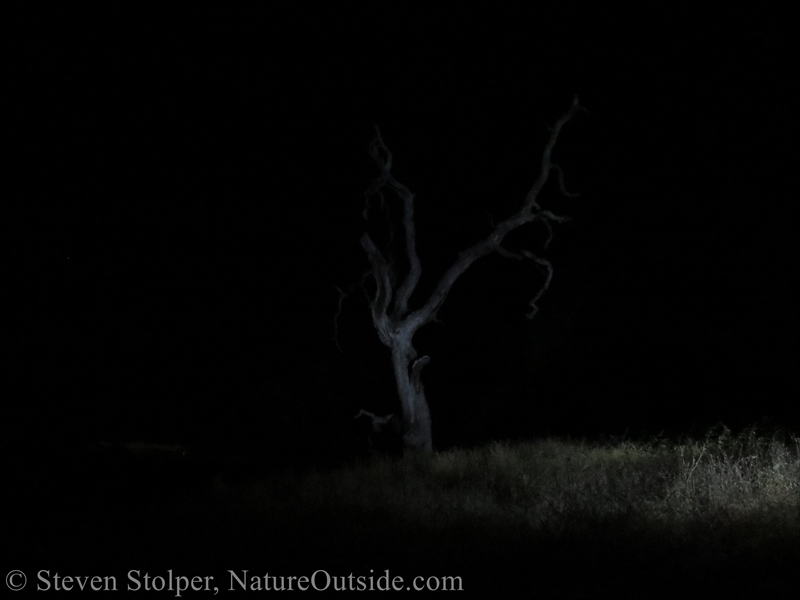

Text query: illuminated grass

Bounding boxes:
[24,425,798,596]
[225,425,798,538]
[211,425,798,595]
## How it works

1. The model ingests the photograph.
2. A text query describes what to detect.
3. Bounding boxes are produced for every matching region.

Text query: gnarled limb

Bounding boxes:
[355,96,584,452]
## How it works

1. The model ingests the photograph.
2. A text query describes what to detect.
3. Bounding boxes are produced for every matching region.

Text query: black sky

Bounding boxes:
[5,3,798,456]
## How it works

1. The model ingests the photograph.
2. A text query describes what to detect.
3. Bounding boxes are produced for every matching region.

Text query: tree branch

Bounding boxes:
[522,95,585,212]
[360,232,394,345]
[368,125,422,320]
[360,96,583,344]
[406,96,583,328]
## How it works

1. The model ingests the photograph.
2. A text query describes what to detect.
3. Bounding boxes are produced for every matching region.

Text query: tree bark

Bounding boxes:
[390,344,432,453]
[358,97,584,453]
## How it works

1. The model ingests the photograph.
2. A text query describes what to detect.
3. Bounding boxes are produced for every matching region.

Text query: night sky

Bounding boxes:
[6,4,798,460]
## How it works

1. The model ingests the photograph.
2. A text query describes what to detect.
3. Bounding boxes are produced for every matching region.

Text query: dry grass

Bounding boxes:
[20,425,797,596]
[222,425,798,538]
[207,425,798,595]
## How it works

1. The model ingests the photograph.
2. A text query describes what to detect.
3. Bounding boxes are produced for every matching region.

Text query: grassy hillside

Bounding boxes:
[12,426,799,597]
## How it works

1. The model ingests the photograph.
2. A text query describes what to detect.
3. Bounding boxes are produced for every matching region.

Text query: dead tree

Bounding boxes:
[353,97,584,453]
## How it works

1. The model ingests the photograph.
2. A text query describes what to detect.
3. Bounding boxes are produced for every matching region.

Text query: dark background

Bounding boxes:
[5,3,798,465]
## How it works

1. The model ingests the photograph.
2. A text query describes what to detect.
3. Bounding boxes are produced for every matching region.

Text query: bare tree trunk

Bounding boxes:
[353,97,584,453]
[390,344,432,452]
